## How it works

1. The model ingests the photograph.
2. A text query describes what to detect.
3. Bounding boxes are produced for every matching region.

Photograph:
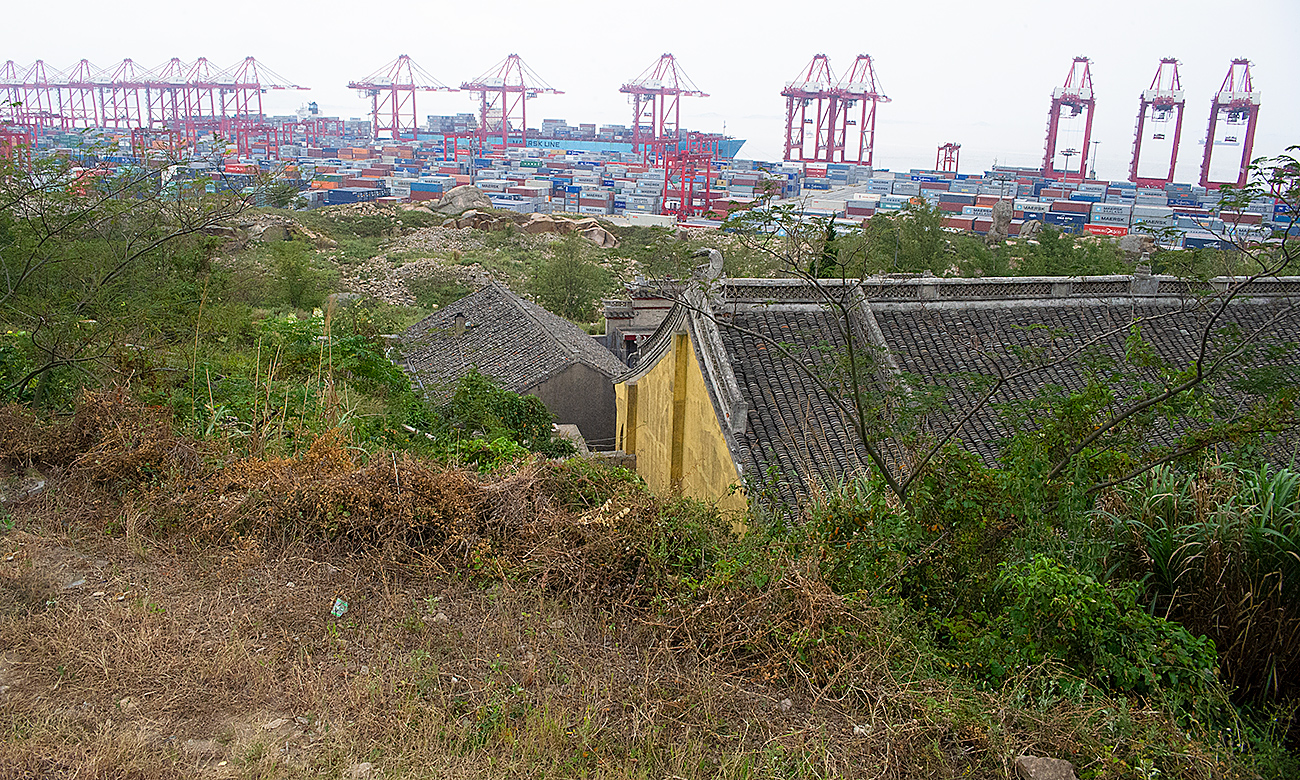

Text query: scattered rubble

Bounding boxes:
[452,210,620,249]
[338,254,492,306]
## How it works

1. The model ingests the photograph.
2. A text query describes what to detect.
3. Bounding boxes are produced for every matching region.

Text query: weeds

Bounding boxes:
[0,392,1295,778]
[1101,462,1300,705]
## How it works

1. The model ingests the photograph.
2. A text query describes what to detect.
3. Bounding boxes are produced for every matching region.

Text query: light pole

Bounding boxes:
[1089,140,1100,179]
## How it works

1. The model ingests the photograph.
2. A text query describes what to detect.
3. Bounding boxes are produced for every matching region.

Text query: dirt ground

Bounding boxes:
[1,525,907,780]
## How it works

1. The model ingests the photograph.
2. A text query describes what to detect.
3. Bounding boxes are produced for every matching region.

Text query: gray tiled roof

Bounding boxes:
[714,297,1299,505]
[872,299,1300,465]
[401,282,626,397]
[719,310,877,502]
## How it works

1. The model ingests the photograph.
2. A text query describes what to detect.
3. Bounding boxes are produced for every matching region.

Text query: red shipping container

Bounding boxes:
[1050,200,1091,214]
[1221,210,1263,225]
[1085,224,1128,237]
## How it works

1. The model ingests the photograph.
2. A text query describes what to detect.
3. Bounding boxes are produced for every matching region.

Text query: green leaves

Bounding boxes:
[435,368,574,463]
[1102,463,1300,703]
[529,235,609,323]
[966,555,1217,695]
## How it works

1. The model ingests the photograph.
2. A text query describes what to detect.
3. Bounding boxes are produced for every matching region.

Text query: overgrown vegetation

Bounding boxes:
[2,393,1298,778]
[2,145,1299,777]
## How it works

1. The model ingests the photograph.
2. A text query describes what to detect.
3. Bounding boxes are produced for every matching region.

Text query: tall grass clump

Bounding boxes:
[1101,462,1300,704]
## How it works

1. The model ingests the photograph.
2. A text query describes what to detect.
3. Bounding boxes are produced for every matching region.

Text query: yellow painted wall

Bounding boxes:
[615,331,747,516]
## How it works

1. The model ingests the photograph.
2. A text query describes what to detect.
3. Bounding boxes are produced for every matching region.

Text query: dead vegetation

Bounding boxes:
[0,393,1274,779]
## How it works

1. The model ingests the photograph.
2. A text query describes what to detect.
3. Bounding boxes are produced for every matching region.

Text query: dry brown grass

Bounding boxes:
[0,395,1270,779]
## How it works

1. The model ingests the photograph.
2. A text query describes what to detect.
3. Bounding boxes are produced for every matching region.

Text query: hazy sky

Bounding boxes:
[7,0,1297,180]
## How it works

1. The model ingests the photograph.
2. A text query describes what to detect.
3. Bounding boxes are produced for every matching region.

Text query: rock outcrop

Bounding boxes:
[986,199,1015,245]
[1014,755,1078,780]
[433,185,493,216]
[451,210,619,248]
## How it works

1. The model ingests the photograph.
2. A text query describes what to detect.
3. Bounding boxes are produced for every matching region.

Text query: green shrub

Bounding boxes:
[1102,463,1300,704]
[267,241,335,309]
[540,457,641,511]
[955,555,1217,696]
[529,235,610,322]
[405,273,472,310]
[434,368,574,461]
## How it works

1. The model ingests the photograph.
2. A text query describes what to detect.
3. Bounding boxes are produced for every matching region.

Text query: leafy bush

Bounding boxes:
[954,555,1218,696]
[266,241,336,309]
[434,368,575,462]
[540,456,641,511]
[405,273,472,310]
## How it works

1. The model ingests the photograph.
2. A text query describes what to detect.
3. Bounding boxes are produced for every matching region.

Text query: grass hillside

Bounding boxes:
[2,186,1298,778]
[3,391,1294,780]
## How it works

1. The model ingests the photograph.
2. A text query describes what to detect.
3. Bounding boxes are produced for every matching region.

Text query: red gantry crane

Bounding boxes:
[1199,58,1260,189]
[0,122,36,161]
[16,61,59,127]
[832,54,889,165]
[60,59,102,129]
[460,55,561,151]
[1041,57,1096,181]
[0,61,23,125]
[349,55,454,141]
[663,131,717,221]
[619,53,707,163]
[224,57,306,122]
[1129,58,1185,188]
[0,57,304,137]
[936,142,960,173]
[98,58,149,128]
[782,54,838,163]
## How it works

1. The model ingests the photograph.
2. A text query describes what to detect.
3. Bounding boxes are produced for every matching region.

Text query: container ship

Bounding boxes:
[423,114,745,159]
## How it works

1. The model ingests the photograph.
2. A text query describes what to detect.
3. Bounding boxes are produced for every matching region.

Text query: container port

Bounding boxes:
[0,52,1292,249]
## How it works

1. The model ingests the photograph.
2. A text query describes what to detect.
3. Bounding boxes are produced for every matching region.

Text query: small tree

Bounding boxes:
[0,139,257,404]
[530,234,609,322]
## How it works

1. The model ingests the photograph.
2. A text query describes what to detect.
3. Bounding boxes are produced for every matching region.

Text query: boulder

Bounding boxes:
[1020,219,1044,240]
[455,209,484,229]
[434,185,493,216]
[1118,233,1157,260]
[1014,755,1078,780]
[582,226,619,249]
[259,223,290,242]
[523,214,559,235]
[201,225,239,239]
[986,199,1014,245]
